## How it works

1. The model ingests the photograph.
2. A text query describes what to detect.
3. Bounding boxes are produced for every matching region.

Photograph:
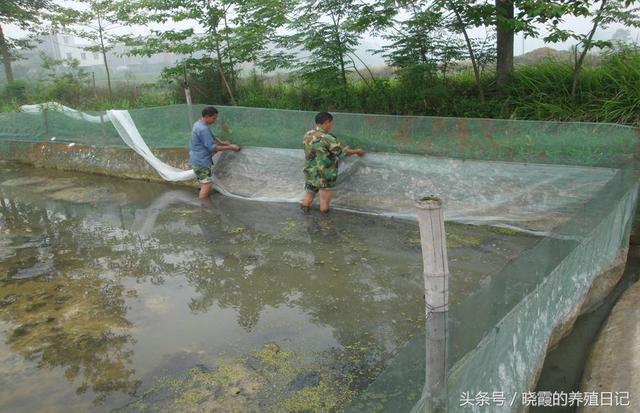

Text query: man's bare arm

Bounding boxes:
[346,148,366,156]
[213,143,241,153]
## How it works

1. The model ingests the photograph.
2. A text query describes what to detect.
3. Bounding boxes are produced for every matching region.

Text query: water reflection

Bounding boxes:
[0,196,140,405]
[0,163,538,412]
[0,276,140,402]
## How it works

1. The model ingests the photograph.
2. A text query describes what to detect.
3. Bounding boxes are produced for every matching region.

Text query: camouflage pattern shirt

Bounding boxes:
[302,126,349,189]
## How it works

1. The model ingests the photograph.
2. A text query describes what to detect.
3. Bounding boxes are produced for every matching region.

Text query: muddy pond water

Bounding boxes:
[0,161,539,412]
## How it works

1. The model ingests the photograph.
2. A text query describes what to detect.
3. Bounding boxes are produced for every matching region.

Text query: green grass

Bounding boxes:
[225,47,640,128]
[3,47,640,129]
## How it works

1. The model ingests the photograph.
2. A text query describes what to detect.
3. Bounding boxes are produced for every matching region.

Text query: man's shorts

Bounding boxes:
[193,164,213,184]
[304,182,334,193]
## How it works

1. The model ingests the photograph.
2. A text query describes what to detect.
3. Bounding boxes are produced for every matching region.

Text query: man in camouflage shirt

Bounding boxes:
[301,112,365,213]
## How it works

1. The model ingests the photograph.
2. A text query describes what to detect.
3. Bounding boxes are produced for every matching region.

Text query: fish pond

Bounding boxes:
[0,161,539,412]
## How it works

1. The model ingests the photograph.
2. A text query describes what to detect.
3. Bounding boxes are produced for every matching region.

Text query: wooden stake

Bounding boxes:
[416,196,449,412]
[183,62,194,127]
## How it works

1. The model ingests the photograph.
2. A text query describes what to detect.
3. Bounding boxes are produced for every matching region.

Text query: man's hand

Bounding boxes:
[347,148,366,156]
[230,144,241,152]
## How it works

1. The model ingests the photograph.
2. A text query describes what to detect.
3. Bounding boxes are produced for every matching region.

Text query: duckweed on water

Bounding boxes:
[120,343,359,413]
[281,219,302,233]
[444,232,482,248]
[0,276,140,401]
[277,380,355,413]
[404,221,533,249]
[405,226,483,248]
[486,225,521,236]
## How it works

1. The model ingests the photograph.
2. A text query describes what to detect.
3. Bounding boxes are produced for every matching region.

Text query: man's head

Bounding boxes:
[315,112,333,132]
[202,106,219,125]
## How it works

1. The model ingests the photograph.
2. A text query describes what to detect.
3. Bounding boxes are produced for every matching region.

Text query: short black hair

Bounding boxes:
[202,106,218,117]
[315,112,333,125]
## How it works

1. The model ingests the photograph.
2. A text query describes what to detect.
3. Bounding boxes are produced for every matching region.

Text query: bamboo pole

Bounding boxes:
[183,62,194,127]
[42,107,50,139]
[416,196,449,413]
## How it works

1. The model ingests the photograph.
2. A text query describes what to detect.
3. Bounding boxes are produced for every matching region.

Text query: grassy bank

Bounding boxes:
[2,47,639,127]
[226,47,640,126]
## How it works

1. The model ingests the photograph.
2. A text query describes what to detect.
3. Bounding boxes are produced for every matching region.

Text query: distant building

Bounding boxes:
[39,32,103,67]
[37,31,176,70]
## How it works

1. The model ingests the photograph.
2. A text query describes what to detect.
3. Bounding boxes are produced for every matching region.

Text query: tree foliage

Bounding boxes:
[2,0,639,107]
[286,0,366,106]
[114,0,292,105]
[0,0,58,82]
[51,0,123,95]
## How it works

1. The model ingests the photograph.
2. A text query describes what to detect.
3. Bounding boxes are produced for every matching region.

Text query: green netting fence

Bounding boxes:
[0,103,639,412]
[1,104,638,167]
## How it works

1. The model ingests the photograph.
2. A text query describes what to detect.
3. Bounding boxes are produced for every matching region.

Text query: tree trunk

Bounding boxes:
[222,13,237,90]
[97,14,112,96]
[351,52,375,81]
[411,3,429,65]
[350,52,391,108]
[211,24,236,105]
[0,24,15,83]
[338,51,348,106]
[347,54,373,91]
[337,43,349,106]
[495,0,514,89]
[217,61,236,105]
[571,0,607,99]
[328,12,349,107]
[452,6,485,102]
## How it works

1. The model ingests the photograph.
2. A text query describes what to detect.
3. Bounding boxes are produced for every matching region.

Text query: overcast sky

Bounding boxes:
[5,2,639,68]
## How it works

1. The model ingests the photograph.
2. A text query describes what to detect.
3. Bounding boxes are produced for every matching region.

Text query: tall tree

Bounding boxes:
[116,0,238,104]
[495,0,514,88]
[0,0,54,83]
[54,0,122,96]
[289,0,365,106]
[75,0,122,96]
[231,0,294,72]
[496,0,640,98]
[444,0,495,101]
[374,1,491,100]
[117,0,291,105]
[568,0,640,98]
[463,0,593,89]
[378,4,443,68]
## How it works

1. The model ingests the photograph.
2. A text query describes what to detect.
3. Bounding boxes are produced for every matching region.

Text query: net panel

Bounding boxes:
[347,164,639,412]
[1,104,637,167]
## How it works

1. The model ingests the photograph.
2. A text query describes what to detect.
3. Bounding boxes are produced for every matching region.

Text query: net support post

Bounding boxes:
[185,86,194,127]
[99,113,107,140]
[42,107,49,138]
[416,196,449,413]
[183,62,194,127]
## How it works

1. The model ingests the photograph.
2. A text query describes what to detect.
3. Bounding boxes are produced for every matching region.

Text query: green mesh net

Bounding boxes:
[0,103,638,412]
[2,104,637,167]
